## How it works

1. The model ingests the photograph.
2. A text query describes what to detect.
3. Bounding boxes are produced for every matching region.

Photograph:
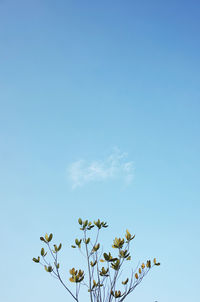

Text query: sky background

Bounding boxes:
[1,0,200,301]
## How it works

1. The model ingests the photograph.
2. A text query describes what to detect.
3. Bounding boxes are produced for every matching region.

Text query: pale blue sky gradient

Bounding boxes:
[1,1,200,301]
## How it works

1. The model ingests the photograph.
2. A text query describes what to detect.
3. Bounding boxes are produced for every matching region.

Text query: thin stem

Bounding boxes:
[96,251,102,302]
[46,242,78,302]
[84,230,93,302]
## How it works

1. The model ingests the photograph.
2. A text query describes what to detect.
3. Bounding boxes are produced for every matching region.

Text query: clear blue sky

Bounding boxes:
[1,1,200,301]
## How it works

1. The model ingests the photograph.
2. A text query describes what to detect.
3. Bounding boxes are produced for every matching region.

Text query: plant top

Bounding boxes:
[33,218,160,302]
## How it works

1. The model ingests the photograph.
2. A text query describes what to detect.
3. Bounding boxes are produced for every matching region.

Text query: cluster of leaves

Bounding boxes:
[33,233,62,274]
[69,268,84,283]
[33,218,160,302]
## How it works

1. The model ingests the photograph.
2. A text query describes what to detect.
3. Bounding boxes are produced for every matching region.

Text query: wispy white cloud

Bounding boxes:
[68,148,134,189]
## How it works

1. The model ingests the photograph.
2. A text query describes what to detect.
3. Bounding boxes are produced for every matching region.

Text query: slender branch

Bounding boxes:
[46,242,78,302]
[89,228,100,257]
[96,251,102,302]
[84,230,93,302]
[34,223,159,302]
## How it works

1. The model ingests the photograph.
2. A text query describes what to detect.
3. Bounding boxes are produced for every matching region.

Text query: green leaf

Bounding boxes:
[48,266,53,272]
[44,265,53,273]
[83,220,88,227]
[109,257,118,262]
[90,260,97,267]
[41,248,45,256]
[122,278,129,285]
[146,260,151,268]
[78,218,82,225]
[57,243,62,251]
[87,225,94,230]
[75,239,81,248]
[85,238,90,244]
[93,243,100,251]
[102,222,108,228]
[48,233,53,242]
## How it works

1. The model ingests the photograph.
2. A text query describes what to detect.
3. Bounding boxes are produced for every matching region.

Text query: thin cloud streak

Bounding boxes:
[68,149,134,189]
